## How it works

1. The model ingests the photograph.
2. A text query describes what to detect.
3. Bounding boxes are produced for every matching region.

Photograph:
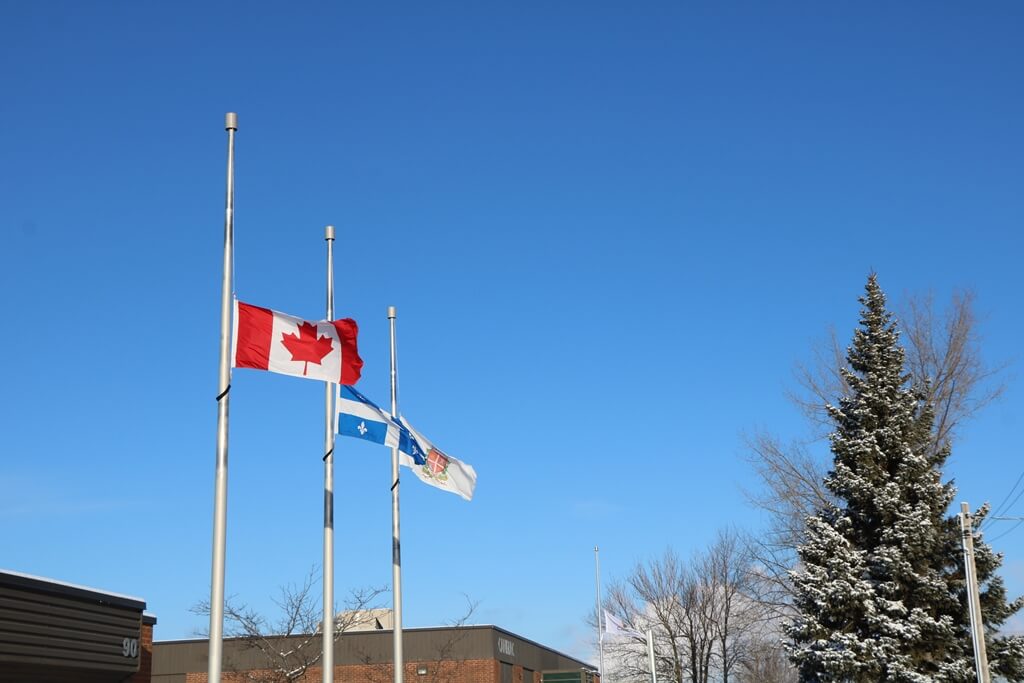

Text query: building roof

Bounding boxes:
[0,568,147,611]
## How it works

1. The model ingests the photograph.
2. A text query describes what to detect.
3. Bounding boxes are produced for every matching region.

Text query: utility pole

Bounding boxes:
[960,501,991,683]
[594,546,605,682]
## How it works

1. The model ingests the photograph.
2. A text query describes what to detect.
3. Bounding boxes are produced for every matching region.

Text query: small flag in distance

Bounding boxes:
[604,610,645,640]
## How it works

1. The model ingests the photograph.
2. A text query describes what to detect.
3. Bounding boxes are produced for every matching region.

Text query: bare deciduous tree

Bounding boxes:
[900,290,1008,452]
[601,550,700,683]
[742,436,830,617]
[734,637,798,683]
[600,533,769,683]
[703,530,765,683]
[600,577,658,682]
[193,567,387,683]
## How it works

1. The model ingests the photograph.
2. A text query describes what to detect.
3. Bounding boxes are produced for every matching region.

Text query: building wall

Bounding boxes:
[130,616,157,683]
[174,659,558,683]
[154,626,596,683]
[177,658,498,683]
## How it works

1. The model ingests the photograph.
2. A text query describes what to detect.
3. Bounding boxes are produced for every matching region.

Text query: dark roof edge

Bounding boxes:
[143,612,158,626]
[0,569,147,612]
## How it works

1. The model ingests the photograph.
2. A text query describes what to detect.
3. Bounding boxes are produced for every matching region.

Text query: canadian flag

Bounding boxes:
[232,300,362,385]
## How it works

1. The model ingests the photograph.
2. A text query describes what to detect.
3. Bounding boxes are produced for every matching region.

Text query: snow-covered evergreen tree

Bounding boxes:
[786,275,1024,682]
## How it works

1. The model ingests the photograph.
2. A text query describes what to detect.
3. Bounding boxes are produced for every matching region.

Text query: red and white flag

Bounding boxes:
[232,300,362,385]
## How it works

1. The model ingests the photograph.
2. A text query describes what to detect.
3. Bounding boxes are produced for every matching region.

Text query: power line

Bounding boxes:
[989,486,1024,531]
[982,470,1024,530]
[988,518,1024,544]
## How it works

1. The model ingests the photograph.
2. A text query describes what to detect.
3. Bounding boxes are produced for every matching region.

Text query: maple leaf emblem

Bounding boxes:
[281,322,334,376]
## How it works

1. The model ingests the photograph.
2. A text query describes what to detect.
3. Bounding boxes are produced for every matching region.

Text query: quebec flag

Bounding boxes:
[335,385,477,501]
[336,385,400,448]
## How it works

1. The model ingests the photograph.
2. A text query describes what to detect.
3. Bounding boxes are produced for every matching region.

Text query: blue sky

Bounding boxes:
[1,1,1022,662]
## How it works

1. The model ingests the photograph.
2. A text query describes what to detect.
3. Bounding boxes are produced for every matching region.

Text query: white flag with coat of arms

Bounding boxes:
[336,386,477,501]
[396,416,476,501]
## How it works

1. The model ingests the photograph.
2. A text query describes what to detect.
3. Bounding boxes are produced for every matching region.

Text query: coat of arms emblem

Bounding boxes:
[423,448,450,482]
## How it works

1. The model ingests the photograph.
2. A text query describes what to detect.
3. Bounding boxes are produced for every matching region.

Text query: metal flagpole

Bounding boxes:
[594,546,605,681]
[207,111,237,683]
[960,502,991,683]
[645,630,656,683]
[322,225,337,683]
[388,306,404,683]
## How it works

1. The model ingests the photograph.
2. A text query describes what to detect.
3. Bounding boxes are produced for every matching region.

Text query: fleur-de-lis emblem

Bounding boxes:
[357,421,368,436]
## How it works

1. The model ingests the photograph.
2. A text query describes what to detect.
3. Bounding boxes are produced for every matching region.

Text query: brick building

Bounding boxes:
[0,569,595,683]
[153,625,598,683]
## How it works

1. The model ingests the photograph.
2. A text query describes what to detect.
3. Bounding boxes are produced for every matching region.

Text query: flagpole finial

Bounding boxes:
[325,225,335,241]
[224,112,238,130]
[387,306,397,319]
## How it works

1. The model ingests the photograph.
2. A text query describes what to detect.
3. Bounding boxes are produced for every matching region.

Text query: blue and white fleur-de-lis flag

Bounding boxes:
[336,385,477,501]
[336,385,402,447]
